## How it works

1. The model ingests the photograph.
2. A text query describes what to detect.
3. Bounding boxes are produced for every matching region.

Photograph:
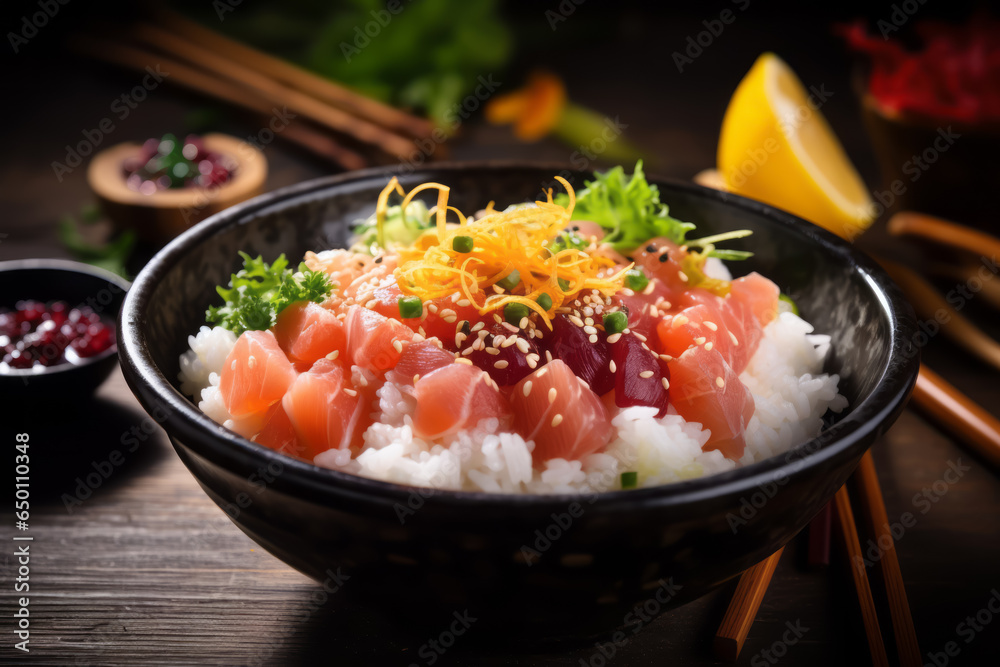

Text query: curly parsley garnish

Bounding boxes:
[206,252,334,335]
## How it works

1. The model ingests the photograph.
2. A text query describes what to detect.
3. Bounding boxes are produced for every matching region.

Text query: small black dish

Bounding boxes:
[118,163,919,643]
[0,258,129,400]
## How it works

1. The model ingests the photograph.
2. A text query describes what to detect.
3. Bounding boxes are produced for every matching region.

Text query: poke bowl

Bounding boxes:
[118,162,919,642]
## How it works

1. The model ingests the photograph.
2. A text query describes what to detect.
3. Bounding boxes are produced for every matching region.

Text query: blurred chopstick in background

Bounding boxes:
[912,364,1000,468]
[71,9,440,168]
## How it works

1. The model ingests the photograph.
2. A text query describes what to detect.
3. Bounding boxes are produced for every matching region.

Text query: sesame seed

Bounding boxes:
[455,357,473,365]
[440,308,457,320]
[493,313,503,324]
[471,321,485,332]
[607,333,622,344]
[411,333,425,342]
[450,292,460,303]
[365,299,379,309]
[413,374,420,384]
[551,414,563,427]
[694,336,706,345]
[588,334,598,344]
[548,387,557,404]
[443,315,457,324]
[494,360,510,369]
[526,355,538,369]
[516,338,530,354]
[729,331,739,346]
[461,346,474,357]
[501,336,517,348]
[478,329,489,339]
[643,282,656,296]
[392,340,403,353]
[455,332,467,347]
[609,360,617,373]
[715,376,725,388]
[502,322,519,333]
[519,317,529,329]
[568,315,585,327]
[457,299,471,307]
[493,334,506,347]
[523,381,533,397]
[418,326,427,337]
[639,370,654,379]
[705,342,714,351]
[486,347,500,356]
[672,314,689,328]
[705,321,718,331]
[622,328,631,334]
[583,325,597,335]
[356,374,369,387]
[428,304,438,314]
[678,271,689,282]
[326,350,340,360]
[633,332,647,342]
[247,355,256,369]
[537,367,548,378]
[343,388,358,397]
[545,350,553,362]
[661,377,670,390]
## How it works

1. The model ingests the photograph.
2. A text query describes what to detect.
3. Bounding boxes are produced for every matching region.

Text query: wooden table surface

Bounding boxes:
[2,8,999,666]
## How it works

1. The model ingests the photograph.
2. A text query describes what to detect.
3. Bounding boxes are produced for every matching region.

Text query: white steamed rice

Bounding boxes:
[178,307,847,494]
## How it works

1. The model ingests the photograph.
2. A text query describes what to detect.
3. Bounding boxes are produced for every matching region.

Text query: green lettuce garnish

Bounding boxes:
[351,200,432,254]
[556,161,752,260]
[206,252,334,335]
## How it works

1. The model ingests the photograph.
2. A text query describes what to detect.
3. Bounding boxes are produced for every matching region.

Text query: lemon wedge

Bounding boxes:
[718,53,874,240]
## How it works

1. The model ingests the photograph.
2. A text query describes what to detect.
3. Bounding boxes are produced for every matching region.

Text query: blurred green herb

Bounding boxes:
[57,206,135,278]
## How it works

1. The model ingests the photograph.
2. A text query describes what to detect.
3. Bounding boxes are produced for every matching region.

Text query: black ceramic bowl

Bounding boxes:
[1,258,128,400]
[118,164,918,641]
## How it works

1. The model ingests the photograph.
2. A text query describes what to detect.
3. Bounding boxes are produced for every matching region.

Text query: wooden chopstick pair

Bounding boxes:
[71,9,436,168]
[714,455,920,666]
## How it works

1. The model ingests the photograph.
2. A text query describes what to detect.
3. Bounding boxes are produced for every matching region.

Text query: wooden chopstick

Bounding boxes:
[129,23,417,161]
[151,7,434,141]
[852,452,922,667]
[878,257,1000,373]
[926,261,1000,311]
[888,211,1000,260]
[911,363,1000,468]
[806,501,832,567]
[713,548,784,662]
[833,485,891,667]
[70,36,367,171]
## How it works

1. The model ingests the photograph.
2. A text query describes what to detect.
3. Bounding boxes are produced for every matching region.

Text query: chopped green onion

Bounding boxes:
[503,302,529,325]
[535,293,553,311]
[497,269,520,291]
[603,310,628,335]
[621,471,638,489]
[452,235,474,253]
[558,277,570,292]
[624,268,649,292]
[398,296,423,319]
[778,293,799,316]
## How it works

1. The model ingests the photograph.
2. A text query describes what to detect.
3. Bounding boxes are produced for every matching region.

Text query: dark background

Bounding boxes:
[2,1,999,666]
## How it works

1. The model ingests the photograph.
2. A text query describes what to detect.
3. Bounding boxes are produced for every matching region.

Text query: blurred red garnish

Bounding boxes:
[838,14,1000,124]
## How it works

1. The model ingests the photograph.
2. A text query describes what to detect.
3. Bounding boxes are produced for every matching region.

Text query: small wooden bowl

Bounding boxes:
[87,133,267,243]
